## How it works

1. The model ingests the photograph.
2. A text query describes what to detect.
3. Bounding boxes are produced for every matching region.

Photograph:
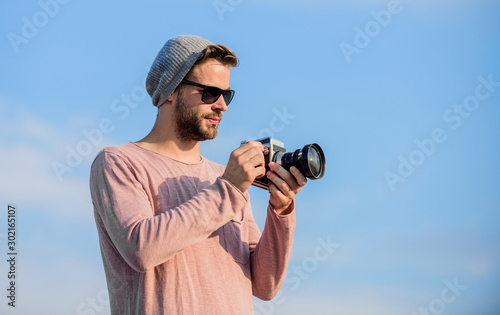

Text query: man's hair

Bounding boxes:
[193,44,239,68]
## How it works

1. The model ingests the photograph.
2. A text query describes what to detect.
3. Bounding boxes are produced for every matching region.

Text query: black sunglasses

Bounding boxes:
[181,79,235,105]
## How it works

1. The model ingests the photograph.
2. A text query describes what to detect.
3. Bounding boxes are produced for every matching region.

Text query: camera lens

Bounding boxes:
[275,143,326,180]
[306,145,322,178]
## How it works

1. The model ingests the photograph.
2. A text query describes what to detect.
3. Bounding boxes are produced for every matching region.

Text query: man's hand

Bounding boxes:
[266,162,307,215]
[222,141,266,193]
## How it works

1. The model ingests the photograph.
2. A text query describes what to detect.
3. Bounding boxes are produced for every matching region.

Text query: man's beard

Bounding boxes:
[174,91,222,142]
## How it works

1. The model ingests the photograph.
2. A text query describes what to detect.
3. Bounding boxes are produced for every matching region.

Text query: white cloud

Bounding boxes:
[0,98,107,220]
[0,145,93,219]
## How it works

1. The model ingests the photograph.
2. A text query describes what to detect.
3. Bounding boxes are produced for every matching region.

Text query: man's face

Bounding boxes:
[173,59,231,142]
[174,88,220,141]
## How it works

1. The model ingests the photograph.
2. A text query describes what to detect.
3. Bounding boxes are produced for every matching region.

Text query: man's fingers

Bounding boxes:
[289,166,308,188]
[238,140,264,152]
[268,163,307,192]
[235,146,264,168]
[222,141,266,192]
[267,170,291,195]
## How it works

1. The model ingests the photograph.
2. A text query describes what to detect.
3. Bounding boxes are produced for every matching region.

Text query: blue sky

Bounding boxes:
[1,0,499,314]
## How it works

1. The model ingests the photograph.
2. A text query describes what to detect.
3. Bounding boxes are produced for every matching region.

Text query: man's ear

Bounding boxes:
[158,90,176,109]
[166,86,181,103]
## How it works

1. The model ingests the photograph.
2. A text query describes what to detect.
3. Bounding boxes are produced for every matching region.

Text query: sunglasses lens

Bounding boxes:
[222,90,235,105]
[202,87,234,105]
[201,87,221,104]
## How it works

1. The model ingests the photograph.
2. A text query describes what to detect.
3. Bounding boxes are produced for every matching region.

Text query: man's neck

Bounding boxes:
[135,131,202,164]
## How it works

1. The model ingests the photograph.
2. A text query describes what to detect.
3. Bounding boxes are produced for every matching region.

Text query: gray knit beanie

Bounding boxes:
[146,35,214,107]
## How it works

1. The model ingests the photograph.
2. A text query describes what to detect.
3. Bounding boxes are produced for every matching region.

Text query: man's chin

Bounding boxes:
[202,124,219,140]
[204,131,218,141]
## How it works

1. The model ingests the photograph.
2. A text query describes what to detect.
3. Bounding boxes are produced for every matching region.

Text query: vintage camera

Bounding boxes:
[250,137,326,190]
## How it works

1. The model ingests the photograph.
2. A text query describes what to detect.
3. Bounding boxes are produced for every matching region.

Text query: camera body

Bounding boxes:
[252,137,287,190]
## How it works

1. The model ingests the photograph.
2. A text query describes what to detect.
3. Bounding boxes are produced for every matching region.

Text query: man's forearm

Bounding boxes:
[250,203,296,300]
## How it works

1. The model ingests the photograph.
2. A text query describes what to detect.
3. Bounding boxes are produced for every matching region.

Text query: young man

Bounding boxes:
[90,35,307,314]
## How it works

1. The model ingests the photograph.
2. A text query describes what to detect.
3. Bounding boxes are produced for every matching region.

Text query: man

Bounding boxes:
[90,35,307,314]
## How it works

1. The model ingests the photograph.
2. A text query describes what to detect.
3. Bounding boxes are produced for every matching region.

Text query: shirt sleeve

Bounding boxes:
[248,201,296,300]
[89,150,248,272]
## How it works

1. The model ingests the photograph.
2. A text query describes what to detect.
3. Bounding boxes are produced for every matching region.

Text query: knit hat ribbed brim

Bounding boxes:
[146,35,214,107]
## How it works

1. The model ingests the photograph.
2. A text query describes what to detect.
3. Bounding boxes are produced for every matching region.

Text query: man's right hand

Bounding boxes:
[222,141,266,193]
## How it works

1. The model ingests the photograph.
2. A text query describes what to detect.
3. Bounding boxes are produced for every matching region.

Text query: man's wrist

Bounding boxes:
[271,200,294,216]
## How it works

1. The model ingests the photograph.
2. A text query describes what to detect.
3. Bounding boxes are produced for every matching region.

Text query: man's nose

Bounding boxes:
[211,95,228,112]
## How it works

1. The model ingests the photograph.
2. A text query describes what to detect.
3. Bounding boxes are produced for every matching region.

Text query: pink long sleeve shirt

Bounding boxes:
[89,143,296,314]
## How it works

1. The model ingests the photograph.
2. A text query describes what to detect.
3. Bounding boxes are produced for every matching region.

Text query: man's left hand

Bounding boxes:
[266,162,307,215]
